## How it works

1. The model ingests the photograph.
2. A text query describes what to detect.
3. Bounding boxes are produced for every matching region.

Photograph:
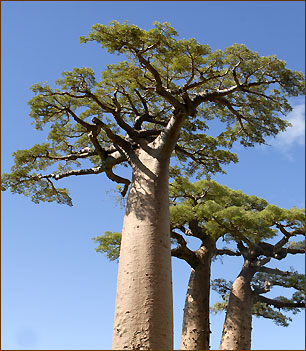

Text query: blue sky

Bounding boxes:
[1,1,305,350]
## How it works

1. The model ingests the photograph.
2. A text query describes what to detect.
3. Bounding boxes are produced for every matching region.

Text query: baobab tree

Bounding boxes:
[217,227,305,349]
[2,22,305,349]
[95,177,305,349]
[212,264,305,329]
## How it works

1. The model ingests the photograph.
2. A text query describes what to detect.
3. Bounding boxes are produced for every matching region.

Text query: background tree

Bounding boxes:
[94,177,305,349]
[216,226,304,349]
[212,267,304,328]
[2,21,304,349]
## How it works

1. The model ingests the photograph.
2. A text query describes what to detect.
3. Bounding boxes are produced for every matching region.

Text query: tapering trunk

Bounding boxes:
[112,150,173,350]
[180,237,216,350]
[219,260,256,350]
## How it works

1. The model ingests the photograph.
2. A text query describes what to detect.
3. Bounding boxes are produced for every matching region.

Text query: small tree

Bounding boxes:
[212,266,305,328]
[2,21,304,348]
[217,229,304,349]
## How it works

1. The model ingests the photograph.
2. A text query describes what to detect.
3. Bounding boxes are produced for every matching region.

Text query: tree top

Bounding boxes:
[2,21,305,205]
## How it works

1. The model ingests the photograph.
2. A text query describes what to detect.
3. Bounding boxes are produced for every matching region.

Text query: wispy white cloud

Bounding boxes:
[271,103,305,151]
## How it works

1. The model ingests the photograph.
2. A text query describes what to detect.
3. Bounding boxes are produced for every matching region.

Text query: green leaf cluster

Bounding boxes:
[2,143,74,205]
[252,302,293,327]
[93,231,122,261]
[212,270,305,327]
[169,177,298,243]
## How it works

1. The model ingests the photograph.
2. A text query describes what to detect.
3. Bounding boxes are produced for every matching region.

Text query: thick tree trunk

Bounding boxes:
[180,237,216,350]
[112,150,173,350]
[219,260,256,350]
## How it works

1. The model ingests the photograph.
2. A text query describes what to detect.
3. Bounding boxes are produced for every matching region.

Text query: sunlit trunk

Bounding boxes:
[112,150,173,350]
[180,237,215,350]
[219,260,256,350]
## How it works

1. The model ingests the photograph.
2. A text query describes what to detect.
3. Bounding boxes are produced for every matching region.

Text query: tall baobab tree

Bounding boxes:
[2,22,305,349]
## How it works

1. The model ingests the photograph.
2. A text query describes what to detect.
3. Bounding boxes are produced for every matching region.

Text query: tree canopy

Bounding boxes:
[94,177,305,332]
[95,177,305,261]
[212,264,305,327]
[2,21,304,205]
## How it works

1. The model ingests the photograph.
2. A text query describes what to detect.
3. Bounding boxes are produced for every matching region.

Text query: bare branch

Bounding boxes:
[274,222,305,251]
[216,249,241,256]
[171,231,199,269]
[286,248,305,255]
[257,266,292,276]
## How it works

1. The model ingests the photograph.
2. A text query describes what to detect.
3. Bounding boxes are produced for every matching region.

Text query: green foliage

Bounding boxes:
[93,231,122,261]
[95,178,304,262]
[212,270,305,327]
[1,143,73,205]
[2,21,305,205]
[169,177,294,243]
[252,301,292,327]
[287,240,305,250]
[252,270,305,298]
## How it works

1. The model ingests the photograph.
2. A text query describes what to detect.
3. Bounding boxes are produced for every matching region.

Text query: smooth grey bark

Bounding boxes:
[219,260,256,350]
[112,150,173,350]
[111,105,187,349]
[180,236,216,350]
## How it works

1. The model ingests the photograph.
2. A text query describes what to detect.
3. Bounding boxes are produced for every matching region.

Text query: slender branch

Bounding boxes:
[46,177,63,203]
[135,52,183,109]
[216,249,241,256]
[35,149,97,161]
[256,295,305,309]
[121,90,139,116]
[174,144,228,164]
[183,68,231,93]
[110,92,142,138]
[212,96,252,138]
[91,117,131,151]
[212,215,256,249]
[134,89,149,114]
[183,48,196,89]
[65,108,96,132]
[86,91,115,114]
[257,266,291,276]
[134,114,168,130]
[176,224,206,241]
[36,166,106,181]
[170,231,199,269]
[255,257,271,267]
[16,151,130,196]
[192,79,281,108]
[287,248,305,254]
[274,222,305,251]
[232,61,242,86]
[105,167,130,197]
[252,284,271,295]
